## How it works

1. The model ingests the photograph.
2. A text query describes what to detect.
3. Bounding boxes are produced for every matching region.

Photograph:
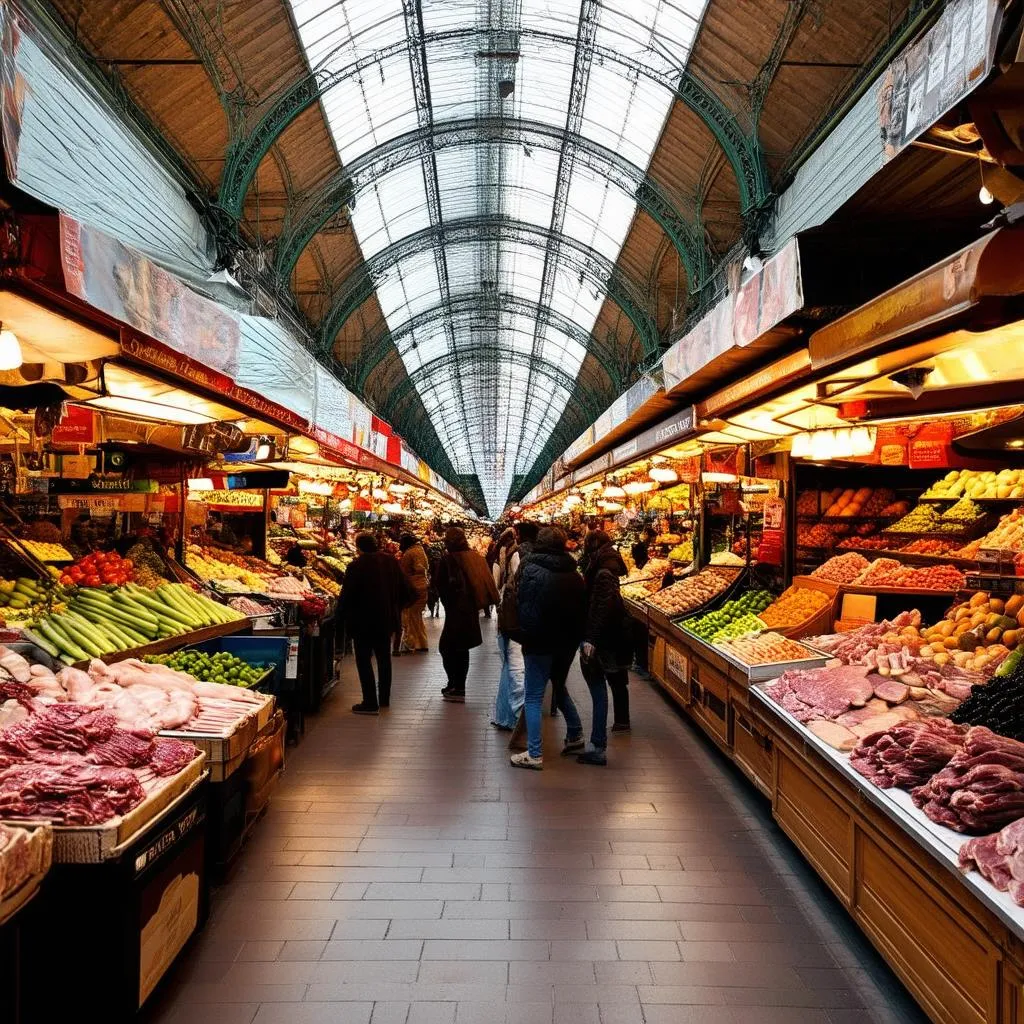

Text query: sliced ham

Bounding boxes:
[808,720,859,751]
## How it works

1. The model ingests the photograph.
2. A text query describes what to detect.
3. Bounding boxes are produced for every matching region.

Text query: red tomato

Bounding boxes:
[121,559,133,571]
[60,574,73,585]
[84,574,102,587]
[68,566,84,582]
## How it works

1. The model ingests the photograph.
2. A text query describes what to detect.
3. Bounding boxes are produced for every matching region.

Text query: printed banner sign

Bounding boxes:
[51,404,95,445]
[663,239,803,393]
[60,215,240,378]
[879,0,995,161]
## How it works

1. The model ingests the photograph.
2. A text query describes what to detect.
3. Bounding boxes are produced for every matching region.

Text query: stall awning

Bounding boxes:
[809,227,1024,371]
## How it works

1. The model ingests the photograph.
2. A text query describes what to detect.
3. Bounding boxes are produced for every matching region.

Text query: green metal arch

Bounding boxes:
[354,290,630,396]
[217,27,769,240]
[271,116,707,293]
[382,345,608,426]
[323,215,659,378]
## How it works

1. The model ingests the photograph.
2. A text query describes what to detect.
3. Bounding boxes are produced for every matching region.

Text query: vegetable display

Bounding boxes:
[144,649,267,688]
[28,583,242,665]
[8,539,72,562]
[759,585,830,629]
[950,659,1024,740]
[60,550,135,588]
[682,590,772,641]
[924,468,1024,501]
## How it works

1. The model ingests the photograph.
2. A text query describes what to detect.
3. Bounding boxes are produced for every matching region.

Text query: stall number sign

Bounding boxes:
[134,805,205,877]
[665,647,689,684]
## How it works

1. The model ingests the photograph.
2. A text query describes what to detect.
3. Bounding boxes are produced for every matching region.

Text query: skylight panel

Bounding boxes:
[563,171,636,263]
[351,163,431,259]
[515,37,574,130]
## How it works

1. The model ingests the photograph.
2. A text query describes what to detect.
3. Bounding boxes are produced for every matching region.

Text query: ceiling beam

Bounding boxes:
[318,215,658,380]
[382,346,608,426]
[354,291,623,396]
[272,115,707,294]
[216,26,768,241]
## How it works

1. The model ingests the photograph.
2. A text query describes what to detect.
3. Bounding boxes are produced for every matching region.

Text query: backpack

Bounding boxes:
[497,552,524,641]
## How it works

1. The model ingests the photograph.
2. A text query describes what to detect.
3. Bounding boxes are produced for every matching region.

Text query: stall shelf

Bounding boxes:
[749,684,1024,1024]
[16,774,209,1019]
[648,601,1024,1024]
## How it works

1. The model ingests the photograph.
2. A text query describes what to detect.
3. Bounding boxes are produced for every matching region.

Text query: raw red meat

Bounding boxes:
[149,738,196,776]
[851,718,966,789]
[0,762,144,825]
[912,727,1024,833]
[763,665,875,722]
[959,817,1024,904]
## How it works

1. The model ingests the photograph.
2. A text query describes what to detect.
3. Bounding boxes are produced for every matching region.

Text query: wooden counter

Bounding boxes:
[651,623,1024,1024]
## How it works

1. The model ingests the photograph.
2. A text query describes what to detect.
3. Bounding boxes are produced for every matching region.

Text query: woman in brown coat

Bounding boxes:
[435,527,499,703]
[399,533,430,653]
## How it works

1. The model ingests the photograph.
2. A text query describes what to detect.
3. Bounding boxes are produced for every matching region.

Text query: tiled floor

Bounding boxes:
[145,616,929,1024]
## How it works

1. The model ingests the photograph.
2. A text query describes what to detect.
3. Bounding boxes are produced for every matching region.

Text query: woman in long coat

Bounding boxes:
[398,533,430,653]
[435,527,499,703]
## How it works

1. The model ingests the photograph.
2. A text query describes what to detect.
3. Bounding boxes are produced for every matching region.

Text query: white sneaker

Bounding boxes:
[510,751,543,770]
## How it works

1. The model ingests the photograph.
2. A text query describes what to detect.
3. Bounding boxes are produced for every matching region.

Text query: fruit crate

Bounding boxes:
[773,577,839,639]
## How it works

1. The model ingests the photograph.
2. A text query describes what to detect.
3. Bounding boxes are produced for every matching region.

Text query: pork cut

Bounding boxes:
[807,720,858,751]
[763,665,875,722]
[851,717,966,789]
[912,727,1024,833]
[959,817,1024,905]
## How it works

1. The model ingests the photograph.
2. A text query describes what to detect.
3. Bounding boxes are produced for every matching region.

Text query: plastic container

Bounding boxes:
[186,634,289,695]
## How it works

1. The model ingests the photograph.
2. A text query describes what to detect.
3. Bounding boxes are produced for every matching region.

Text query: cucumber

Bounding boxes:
[21,627,61,660]
[64,611,126,652]
[51,614,106,658]
[155,615,187,636]
[38,618,88,662]
[109,594,161,627]
[126,589,197,628]
[74,593,155,630]
[73,598,157,640]
[158,584,213,626]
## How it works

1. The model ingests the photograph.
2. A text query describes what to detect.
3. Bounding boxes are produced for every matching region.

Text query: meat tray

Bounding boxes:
[716,644,829,683]
[160,691,275,766]
[12,752,209,864]
[749,684,1024,942]
[0,823,52,927]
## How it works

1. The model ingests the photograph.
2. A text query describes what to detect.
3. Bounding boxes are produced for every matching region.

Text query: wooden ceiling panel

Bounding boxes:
[757,0,913,171]
[48,0,228,188]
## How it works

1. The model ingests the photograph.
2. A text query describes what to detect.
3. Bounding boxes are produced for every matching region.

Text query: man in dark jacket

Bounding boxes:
[342,532,404,715]
[577,531,632,765]
[512,526,586,769]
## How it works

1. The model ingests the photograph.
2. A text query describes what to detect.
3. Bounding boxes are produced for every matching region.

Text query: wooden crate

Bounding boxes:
[774,576,840,639]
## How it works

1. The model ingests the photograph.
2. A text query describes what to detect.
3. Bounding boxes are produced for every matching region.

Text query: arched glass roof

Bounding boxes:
[288,0,709,514]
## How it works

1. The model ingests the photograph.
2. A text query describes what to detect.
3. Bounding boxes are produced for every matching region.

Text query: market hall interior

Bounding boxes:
[140,619,928,1024]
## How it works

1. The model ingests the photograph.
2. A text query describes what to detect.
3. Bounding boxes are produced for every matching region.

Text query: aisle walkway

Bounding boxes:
[147,617,927,1024]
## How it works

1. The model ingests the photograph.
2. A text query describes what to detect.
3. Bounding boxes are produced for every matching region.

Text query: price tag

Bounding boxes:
[285,637,299,679]
[665,646,689,684]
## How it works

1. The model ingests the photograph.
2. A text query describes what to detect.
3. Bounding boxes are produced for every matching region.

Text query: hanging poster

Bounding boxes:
[51,404,96,445]
[60,215,240,378]
[879,0,997,161]
[758,495,785,566]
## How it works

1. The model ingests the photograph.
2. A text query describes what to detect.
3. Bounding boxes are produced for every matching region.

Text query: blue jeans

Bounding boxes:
[493,631,525,729]
[523,652,583,759]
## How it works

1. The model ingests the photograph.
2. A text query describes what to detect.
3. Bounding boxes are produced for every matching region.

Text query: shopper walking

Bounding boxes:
[342,533,404,715]
[491,524,531,730]
[398,533,430,653]
[435,527,499,703]
[576,530,632,765]
[512,527,586,769]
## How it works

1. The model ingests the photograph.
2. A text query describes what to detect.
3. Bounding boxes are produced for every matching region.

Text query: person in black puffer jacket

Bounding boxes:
[576,530,633,765]
[511,527,586,770]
